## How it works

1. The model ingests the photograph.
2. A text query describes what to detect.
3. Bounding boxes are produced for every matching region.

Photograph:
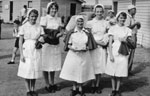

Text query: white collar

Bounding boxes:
[93,17,104,22]
[25,22,37,27]
[74,27,89,33]
[46,14,57,19]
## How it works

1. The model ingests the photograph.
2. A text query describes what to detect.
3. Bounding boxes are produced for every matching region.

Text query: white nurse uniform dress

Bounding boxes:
[17,22,44,79]
[105,25,132,77]
[87,18,109,74]
[60,28,95,83]
[40,15,62,72]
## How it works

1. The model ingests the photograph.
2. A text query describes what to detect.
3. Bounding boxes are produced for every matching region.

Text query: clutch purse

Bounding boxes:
[44,29,60,45]
[35,41,42,49]
[118,42,129,56]
[126,36,136,49]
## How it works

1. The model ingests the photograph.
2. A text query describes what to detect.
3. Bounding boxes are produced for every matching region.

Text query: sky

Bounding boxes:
[84,0,112,5]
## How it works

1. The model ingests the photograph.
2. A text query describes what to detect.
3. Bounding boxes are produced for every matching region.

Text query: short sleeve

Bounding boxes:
[86,20,92,28]
[125,15,131,27]
[105,21,110,30]
[126,27,132,36]
[108,26,114,36]
[40,16,47,26]
[40,27,45,35]
[68,35,72,44]
[18,26,24,36]
[58,17,63,27]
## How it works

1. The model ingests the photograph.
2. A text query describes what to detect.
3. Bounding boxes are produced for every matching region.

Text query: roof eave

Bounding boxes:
[77,0,86,3]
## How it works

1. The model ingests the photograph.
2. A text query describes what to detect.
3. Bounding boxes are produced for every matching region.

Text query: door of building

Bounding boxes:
[10,1,13,21]
[113,1,118,15]
[70,3,76,16]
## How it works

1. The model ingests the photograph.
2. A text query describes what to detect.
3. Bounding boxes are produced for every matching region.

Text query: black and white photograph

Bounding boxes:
[0,0,150,96]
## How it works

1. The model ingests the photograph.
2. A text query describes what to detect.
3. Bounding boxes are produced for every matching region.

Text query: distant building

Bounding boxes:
[0,0,84,23]
[113,0,150,48]
[82,0,112,15]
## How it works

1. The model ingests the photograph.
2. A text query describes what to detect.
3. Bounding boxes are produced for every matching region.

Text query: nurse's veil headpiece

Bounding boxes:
[93,4,104,11]
[46,2,55,13]
[115,11,127,21]
[22,8,37,24]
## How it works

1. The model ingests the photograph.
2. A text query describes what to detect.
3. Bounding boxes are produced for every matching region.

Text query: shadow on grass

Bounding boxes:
[121,76,148,92]
[131,62,149,75]
[36,80,73,94]
[0,54,19,60]
[0,37,14,40]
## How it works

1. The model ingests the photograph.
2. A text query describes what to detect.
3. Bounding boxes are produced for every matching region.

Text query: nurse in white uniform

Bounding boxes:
[60,15,96,96]
[18,8,44,96]
[86,4,109,94]
[40,2,63,93]
[105,11,132,96]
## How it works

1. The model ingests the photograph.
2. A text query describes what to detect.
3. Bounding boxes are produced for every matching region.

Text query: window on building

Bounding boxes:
[132,0,136,5]
[0,1,2,13]
[28,1,32,8]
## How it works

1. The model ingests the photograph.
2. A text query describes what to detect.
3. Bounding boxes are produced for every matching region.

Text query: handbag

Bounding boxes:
[118,42,129,56]
[35,41,42,49]
[44,29,60,45]
[126,36,136,49]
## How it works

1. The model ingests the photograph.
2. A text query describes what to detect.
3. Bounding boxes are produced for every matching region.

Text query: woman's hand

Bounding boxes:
[110,55,114,62]
[56,32,63,38]
[38,36,45,43]
[119,37,127,42]
[96,40,106,46]
[68,45,87,52]
[20,55,25,63]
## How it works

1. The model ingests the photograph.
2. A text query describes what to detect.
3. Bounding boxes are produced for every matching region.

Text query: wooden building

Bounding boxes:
[0,0,84,23]
[113,0,150,48]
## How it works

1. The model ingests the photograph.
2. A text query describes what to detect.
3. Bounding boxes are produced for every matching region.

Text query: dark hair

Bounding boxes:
[29,9,39,17]
[47,2,59,14]
[108,11,115,15]
[94,5,104,12]
[24,5,27,9]
[128,8,136,13]
[116,12,127,21]
[14,20,20,25]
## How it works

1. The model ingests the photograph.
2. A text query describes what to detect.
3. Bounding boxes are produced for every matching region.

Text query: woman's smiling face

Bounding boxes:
[95,7,104,18]
[117,14,126,25]
[29,12,38,25]
[49,5,57,17]
[76,18,84,29]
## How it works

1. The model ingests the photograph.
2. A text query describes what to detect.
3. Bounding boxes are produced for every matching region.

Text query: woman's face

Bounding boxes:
[108,12,114,17]
[76,18,84,29]
[28,12,38,25]
[95,7,104,18]
[49,5,57,17]
[118,14,126,25]
[131,8,136,15]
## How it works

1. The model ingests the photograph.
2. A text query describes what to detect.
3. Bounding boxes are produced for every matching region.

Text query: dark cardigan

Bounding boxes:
[64,28,97,51]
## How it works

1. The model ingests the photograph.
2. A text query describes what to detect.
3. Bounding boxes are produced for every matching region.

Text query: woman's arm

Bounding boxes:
[19,35,25,62]
[56,26,64,38]
[109,36,114,62]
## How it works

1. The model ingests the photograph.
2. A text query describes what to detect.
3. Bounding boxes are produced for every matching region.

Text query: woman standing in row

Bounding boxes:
[40,2,63,93]
[105,11,133,96]
[60,15,97,96]
[86,4,109,94]
[18,8,44,96]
